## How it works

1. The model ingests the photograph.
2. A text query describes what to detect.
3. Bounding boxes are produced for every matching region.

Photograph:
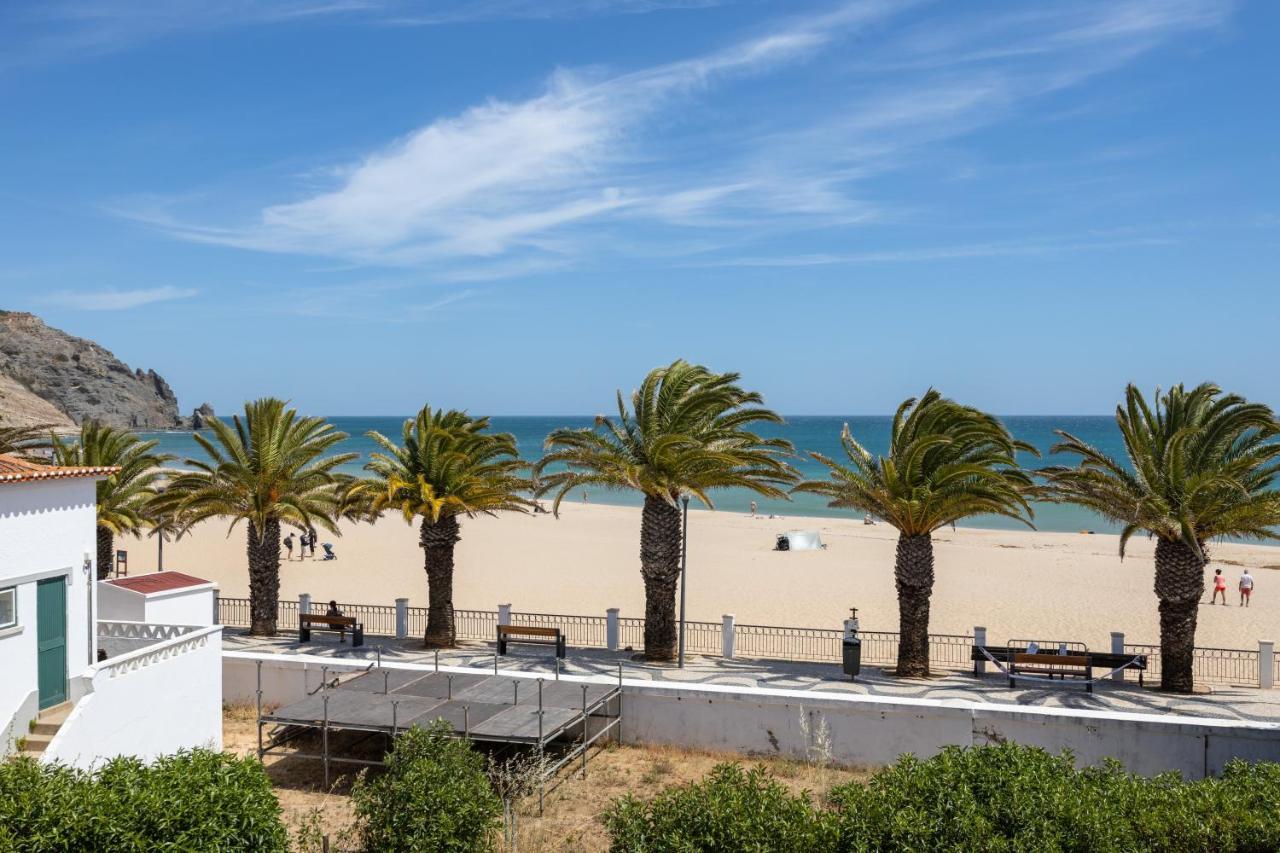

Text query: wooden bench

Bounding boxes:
[1086,651,1148,687]
[497,624,566,659]
[300,613,364,647]
[972,646,1148,689]
[1010,653,1093,692]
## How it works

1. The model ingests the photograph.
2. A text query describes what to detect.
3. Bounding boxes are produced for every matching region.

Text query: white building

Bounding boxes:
[0,454,223,766]
[99,571,217,627]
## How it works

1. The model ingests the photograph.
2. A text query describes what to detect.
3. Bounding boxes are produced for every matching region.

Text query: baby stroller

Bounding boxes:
[322,543,336,560]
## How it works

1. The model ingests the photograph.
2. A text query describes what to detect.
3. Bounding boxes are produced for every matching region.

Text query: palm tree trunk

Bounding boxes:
[1154,538,1206,693]
[640,494,682,662]
[894,532,935,677]
[96,526,114,580]
[247,518,281,636]
[420,515,461,647]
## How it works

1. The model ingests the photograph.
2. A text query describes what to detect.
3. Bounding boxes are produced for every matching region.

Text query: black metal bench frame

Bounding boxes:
[497,624,566,658]
[971,645,1148,688]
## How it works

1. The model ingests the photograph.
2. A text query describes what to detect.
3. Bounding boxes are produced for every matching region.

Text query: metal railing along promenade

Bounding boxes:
[1123,643,1262,687]
[217,597,973,671]
[216,597,1268,686]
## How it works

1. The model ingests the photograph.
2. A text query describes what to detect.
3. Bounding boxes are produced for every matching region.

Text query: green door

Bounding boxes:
[37,577,68,710]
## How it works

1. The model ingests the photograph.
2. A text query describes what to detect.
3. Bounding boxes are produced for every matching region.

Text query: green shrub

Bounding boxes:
[0,749,288,852]
[602,745,1280,853]
[828,743,1280,852]
[351,719,502,852]
[603,762,838,852]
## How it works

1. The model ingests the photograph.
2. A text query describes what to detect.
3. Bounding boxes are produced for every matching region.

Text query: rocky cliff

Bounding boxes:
[0,372,76,431]
[0,311,188,430]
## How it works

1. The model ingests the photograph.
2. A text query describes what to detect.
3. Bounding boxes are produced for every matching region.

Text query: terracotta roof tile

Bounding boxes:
[0,454,118,484]
[105,571,213,594]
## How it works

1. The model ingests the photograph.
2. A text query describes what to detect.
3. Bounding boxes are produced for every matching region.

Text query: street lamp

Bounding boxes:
[677,495,690,668]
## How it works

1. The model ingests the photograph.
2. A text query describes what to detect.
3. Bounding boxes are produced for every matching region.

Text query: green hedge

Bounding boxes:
[605,763,837,852]
[351,720,502,852]
[830,744,1280,852]
[605,744,1280,853]
[0,749,288,852]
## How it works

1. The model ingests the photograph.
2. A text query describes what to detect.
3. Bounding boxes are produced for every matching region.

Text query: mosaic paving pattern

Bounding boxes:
[225,631,1280,724]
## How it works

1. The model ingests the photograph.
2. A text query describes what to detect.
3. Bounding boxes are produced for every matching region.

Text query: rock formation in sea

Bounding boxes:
[190,402,216,429]
[0,311,187,430]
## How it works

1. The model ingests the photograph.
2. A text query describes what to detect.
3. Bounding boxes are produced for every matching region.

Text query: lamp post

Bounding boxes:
[678,495,690,668]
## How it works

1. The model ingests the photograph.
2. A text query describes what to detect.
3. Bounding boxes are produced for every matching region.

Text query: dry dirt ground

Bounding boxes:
[224,704,871,851]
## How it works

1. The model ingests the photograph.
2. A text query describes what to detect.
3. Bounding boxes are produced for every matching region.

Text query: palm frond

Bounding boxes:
[1039,383,1280,555]
[358,404,533,526]
[537,359,798,514]
[793,391,1034,536]
[154,399,354,542]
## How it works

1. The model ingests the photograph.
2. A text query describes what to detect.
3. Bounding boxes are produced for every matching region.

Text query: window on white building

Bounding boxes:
[0,587,15,629]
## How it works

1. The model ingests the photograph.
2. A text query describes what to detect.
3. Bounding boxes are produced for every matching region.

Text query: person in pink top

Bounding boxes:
[1211,568,1229,605]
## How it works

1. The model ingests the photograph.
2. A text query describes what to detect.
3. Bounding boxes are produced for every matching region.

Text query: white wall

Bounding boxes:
[97,583,144,622]
[624,681,1280,778]
[222,652,1280,780]
[44,626,223,769]
[0,478,98,750]
[98,583,217,627]
[144,587,216,627]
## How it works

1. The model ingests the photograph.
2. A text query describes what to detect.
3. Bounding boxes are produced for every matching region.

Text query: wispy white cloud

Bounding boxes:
[44,286,198,310]
[124,0,1231,278]
[1,0,719,70]
[123,1,904,265]
[380,0,724,27]
[278,280,478,321]
[702,235,1175,268]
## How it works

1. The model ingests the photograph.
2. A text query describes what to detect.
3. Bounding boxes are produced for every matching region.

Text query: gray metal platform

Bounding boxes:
[255,663,623,789]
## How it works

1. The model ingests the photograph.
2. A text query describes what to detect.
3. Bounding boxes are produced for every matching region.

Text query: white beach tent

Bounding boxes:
[782,530,824,551]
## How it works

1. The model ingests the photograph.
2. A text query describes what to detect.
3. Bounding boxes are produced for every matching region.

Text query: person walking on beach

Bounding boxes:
[308,526,318,557]
[283,532,294,561]
[1240,570,1255,607]
[299,530,311,559]
[1211,568,1228,604]
[750,500,758,517]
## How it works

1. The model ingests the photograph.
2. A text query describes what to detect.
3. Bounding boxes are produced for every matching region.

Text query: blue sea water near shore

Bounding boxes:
[139,415,1128,534]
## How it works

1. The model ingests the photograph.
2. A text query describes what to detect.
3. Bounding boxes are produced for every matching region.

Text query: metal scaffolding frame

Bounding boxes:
[254,658,623,808]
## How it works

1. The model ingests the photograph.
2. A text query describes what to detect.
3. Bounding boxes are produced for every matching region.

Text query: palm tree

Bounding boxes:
[794,391,1035,677]
[334,473,382,525]
[157,399,354,635]
[538,360,798,662]
[1038,383,1280,693]
[0,417,55,458]
[358,406,532,647]
[52,422,170,580]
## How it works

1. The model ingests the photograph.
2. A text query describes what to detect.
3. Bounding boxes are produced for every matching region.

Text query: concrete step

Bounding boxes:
[20,702,74,755]
[20,733,53,754]
[37,702,73,726]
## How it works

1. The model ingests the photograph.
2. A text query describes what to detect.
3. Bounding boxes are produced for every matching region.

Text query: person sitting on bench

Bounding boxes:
[326,600,346,642]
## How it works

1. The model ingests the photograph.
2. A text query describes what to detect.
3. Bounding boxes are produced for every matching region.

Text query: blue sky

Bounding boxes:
[1,0,1277,416]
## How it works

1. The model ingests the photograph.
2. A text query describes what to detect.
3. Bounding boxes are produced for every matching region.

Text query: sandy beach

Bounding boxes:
[129,502,1280,651]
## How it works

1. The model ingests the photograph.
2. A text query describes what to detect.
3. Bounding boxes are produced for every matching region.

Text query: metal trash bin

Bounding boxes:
[842,608,861,679]
[842,635,862,678]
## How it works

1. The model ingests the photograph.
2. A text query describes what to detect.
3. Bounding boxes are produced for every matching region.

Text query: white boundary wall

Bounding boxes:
[224,651,1280,780]
[45,625,224,769]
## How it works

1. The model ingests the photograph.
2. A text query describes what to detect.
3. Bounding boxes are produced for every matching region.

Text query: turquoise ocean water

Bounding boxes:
[138,415,1127,534]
